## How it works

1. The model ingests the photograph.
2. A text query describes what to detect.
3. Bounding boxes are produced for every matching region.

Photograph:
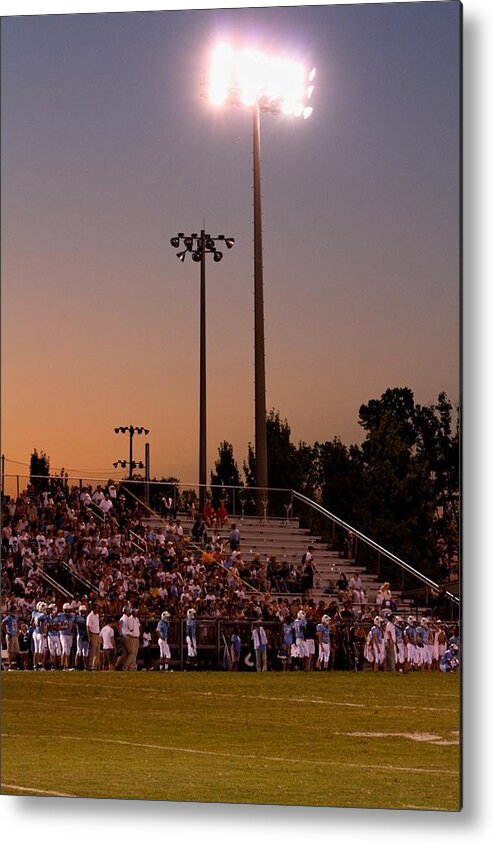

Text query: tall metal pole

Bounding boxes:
[129,426,134,480]
[199,230,207,512]
[145,442,150,506]
[253,103,268,509]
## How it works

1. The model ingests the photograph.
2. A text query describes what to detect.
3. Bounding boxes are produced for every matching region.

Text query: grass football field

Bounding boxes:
[1,670,460,811]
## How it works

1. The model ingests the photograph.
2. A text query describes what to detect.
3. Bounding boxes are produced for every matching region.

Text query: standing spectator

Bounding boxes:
[229,523,241,552]
[300,547,318,600]
[117,605,132,671]
[191,516,207,547]
[2,603,20,670]
[86,602,101,671]
[128,607,141,671]
[100,618,116,670]
[162,495,173,520]
[252,619,268,672]
[18,622,31,670]
[383,613,397,671]
[141,624,153,670]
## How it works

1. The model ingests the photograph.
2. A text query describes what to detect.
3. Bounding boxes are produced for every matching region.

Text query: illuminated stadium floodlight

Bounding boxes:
[114,425,149,479]
[206,44,316,509]
[170,230,235,510]
[207,43,316,117]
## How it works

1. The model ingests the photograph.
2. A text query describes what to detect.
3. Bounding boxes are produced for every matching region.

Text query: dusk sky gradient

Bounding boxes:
[1,1,461,490]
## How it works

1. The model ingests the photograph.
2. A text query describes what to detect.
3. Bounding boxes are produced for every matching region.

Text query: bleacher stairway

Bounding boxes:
[143,512,393,609]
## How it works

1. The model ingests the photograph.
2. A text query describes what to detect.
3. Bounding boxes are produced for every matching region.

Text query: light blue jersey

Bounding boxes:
[415,625,428,646]
[405,624,416,644]
[3,613,18,636]
[370,624,382,643]
[47,615,60,637]
[440,649,459,672]
[283,621,294,646]
[32,610,47,632]
[316,623,330,644]
[231,634,241,655]
[75,613,88,642]
[294,618,307,640]
[186,617,197,647]
[58,612,75,635]
[157,619,169,641]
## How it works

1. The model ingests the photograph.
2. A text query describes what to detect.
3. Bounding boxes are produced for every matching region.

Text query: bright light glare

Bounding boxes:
[208,44,315,117]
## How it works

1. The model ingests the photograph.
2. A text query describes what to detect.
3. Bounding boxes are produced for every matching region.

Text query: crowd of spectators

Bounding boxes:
[1,478,459,673]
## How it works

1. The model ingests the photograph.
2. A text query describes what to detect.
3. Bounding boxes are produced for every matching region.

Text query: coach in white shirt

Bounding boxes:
[86,604,101,671]
[383,613,397,672]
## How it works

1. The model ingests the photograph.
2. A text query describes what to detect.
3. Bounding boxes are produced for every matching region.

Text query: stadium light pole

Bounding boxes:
[170,230,235,511]
[114,425,149,480]
[206,45,315,509]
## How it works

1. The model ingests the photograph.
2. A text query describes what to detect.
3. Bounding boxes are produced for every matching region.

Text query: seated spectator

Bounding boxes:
[336,572,349,594]
[216,500,229,526]
[202,500,216,528]
[375,581,392,607]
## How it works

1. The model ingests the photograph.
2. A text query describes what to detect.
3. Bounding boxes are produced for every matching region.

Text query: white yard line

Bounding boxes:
[336,731,460,745]
[2,784,78,797]
[137,688,453,712]
[1,733,458,776]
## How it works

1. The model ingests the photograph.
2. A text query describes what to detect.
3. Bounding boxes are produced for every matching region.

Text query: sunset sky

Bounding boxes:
[1,1,461,491]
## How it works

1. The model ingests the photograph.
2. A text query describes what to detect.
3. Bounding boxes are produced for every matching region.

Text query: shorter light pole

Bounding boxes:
[170,230,235,512]
[113,459,144,479]
[114,425,149,480]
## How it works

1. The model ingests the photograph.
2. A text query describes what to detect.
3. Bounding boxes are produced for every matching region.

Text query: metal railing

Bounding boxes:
[2,472,459,613]
[292,491,459,607]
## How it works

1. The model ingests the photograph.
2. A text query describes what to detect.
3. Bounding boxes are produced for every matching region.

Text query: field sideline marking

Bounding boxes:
[1,783,78,797]
[137,688,453,713]
[1,733,458,776]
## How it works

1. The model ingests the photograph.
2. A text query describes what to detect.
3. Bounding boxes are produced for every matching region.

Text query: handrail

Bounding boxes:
[292,491,460,606]
[129,529,148,554]
[123,485,264,598]
[36,566,73,600]
[59,559,95,594]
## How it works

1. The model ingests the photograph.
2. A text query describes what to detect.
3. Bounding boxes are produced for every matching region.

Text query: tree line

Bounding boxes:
[210,387,459,579]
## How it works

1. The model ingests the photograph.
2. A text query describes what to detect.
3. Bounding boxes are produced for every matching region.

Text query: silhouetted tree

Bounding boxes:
[210,441,242,508]
[30,449,50,492]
